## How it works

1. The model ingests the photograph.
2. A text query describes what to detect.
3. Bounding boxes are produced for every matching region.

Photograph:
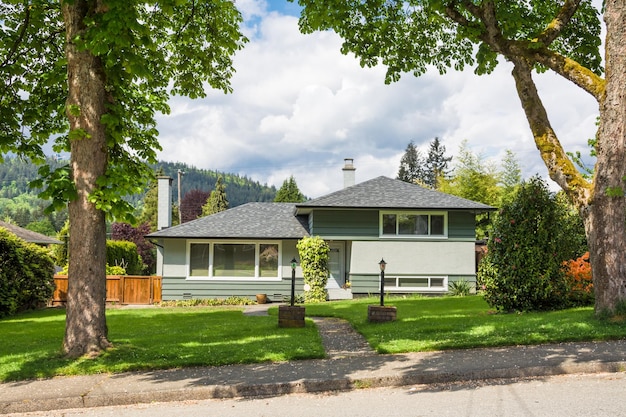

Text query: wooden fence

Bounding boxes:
[52,275,162,306]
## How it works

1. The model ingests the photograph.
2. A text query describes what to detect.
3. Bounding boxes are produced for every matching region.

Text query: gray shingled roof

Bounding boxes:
[297,176,495,211]
[0,221,62,245]
[147,202,310,239]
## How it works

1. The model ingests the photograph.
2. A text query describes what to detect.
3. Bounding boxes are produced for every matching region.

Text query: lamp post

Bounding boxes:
[379,258,386,306]
[290,257,298,307]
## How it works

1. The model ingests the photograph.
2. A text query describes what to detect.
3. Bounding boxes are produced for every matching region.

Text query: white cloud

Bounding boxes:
[155,0,600,198]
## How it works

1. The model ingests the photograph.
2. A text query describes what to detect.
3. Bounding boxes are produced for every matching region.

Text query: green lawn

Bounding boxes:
[0,306,324,382]
[304,295,626,353]
[2,296,625,382]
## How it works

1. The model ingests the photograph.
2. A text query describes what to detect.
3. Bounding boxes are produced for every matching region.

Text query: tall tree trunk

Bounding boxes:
[591,0,626,314]
[62,0,111,357]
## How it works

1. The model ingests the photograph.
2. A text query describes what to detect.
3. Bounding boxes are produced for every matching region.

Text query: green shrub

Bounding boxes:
[106,240,143,275]
[0,228,55,317]
[449,279,472,296]
[477,176,578,312]
[296,236,330,303]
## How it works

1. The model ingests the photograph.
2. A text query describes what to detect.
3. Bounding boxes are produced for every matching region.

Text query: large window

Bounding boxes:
[381,211,447,237]
[188,242,280,279]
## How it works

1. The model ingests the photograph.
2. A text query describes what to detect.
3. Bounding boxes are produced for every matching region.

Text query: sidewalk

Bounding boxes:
[2,308,626,414]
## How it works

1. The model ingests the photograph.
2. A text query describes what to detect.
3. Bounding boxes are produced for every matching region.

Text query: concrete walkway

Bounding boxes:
[2,305,626,414]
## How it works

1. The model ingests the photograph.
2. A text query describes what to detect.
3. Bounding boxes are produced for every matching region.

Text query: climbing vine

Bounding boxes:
[296,236,330,303]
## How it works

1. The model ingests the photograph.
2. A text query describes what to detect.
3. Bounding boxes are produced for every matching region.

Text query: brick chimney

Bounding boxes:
[342,158,356,188]
[157,176,172,230]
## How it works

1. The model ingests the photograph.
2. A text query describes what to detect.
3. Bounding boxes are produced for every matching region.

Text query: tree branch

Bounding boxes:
[1,5,30,70]
[537,0,582,46]
[510,57,592,209]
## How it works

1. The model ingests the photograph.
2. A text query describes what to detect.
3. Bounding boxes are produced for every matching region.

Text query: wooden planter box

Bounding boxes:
[368,305,397,323]
[278,305,306,328]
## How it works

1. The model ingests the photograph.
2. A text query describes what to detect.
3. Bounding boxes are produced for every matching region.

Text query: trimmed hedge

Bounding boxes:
[0,228,55,317]
[106,240,143,276]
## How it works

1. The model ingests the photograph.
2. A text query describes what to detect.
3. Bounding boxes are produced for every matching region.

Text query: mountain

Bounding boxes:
[0,156,277,232]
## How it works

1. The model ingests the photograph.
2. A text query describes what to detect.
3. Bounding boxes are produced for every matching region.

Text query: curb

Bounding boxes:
[3,360,626,414]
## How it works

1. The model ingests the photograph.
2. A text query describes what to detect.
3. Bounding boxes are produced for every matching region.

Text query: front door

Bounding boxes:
[327,242,344,289]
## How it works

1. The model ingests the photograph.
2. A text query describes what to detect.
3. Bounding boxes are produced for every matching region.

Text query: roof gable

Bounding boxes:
[297,176,495,211]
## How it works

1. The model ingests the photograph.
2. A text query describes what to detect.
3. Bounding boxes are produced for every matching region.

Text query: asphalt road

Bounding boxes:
[10,372,626,417]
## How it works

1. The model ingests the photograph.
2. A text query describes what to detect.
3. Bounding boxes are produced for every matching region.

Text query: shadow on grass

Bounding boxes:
[0,307,325,382]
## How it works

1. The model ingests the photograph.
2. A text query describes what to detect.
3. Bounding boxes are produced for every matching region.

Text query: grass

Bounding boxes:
[2,295,625,382]
[303,295,626,353]
[0,306,324,382]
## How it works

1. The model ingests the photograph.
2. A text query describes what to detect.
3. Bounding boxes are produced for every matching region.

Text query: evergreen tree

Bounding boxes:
[397,141,426,184]
[424,137,452,189]
[499,150,523,206]
[202,176,229,216]
[274,176,306,203]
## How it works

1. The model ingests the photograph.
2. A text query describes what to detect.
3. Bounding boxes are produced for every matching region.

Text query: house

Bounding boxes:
[0,220,62,246]
[147,160,495,301]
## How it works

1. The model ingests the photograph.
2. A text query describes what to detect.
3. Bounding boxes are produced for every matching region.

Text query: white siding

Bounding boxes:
[350,241,475,275]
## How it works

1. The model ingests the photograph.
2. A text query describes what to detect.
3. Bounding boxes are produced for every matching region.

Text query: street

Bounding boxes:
[11,372,626,417]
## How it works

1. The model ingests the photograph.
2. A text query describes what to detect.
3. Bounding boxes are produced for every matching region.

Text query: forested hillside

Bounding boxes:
[0,156,276,234]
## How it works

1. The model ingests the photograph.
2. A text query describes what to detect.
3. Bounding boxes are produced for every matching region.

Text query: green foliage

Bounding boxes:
[296,236,330,303]
[296,1,602,83]
[52,221,70,267]
[202,176,230,216]
[448,279,472,296]
[274,176,306,203]
[106,240,143,276]
[397,140,426,184]
[0,229,55,317]
[425,137,452,189]
[478,176,585,312]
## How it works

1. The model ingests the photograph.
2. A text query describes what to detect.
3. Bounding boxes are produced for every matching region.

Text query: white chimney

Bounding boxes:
[157,176,172,230]
[342,158,356,188]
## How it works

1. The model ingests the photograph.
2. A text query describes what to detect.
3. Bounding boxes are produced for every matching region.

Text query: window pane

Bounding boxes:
[431,215,445,235]
[382,214,396,235]
[214,244,255,277]
[259,244,279,277]
[431,278,445,287]
[398,214,417,234]
[416,215,429,234]
[190,244,209,276]
[399,277,429,287]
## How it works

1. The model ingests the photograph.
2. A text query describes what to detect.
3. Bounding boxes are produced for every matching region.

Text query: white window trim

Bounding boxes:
[383,275,449,292]
[379,211,448,239]
[186,240,282,281]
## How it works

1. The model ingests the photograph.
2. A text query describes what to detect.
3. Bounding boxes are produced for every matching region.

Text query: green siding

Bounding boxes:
[162,276,305,302]
[310,210,379,237]
[448,211,476,239]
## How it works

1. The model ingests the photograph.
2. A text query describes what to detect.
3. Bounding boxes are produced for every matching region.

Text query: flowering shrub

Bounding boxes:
[562,252,594,306]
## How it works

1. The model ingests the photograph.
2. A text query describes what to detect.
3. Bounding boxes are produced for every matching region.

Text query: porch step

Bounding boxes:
[327,287,353,300]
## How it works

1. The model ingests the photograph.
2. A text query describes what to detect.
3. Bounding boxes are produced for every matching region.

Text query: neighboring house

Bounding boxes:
[0,220,62,246]
[147,160,495,302]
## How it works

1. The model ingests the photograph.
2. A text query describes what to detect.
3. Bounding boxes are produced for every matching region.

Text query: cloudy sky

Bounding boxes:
[155,0,601,198]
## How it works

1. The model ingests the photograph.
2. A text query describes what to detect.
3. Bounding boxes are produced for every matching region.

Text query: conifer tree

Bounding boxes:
[274,176,306,203]
[202,176,229,216]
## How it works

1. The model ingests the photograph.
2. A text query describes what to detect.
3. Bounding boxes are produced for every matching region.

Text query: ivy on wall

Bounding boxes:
[296,236,329,303]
